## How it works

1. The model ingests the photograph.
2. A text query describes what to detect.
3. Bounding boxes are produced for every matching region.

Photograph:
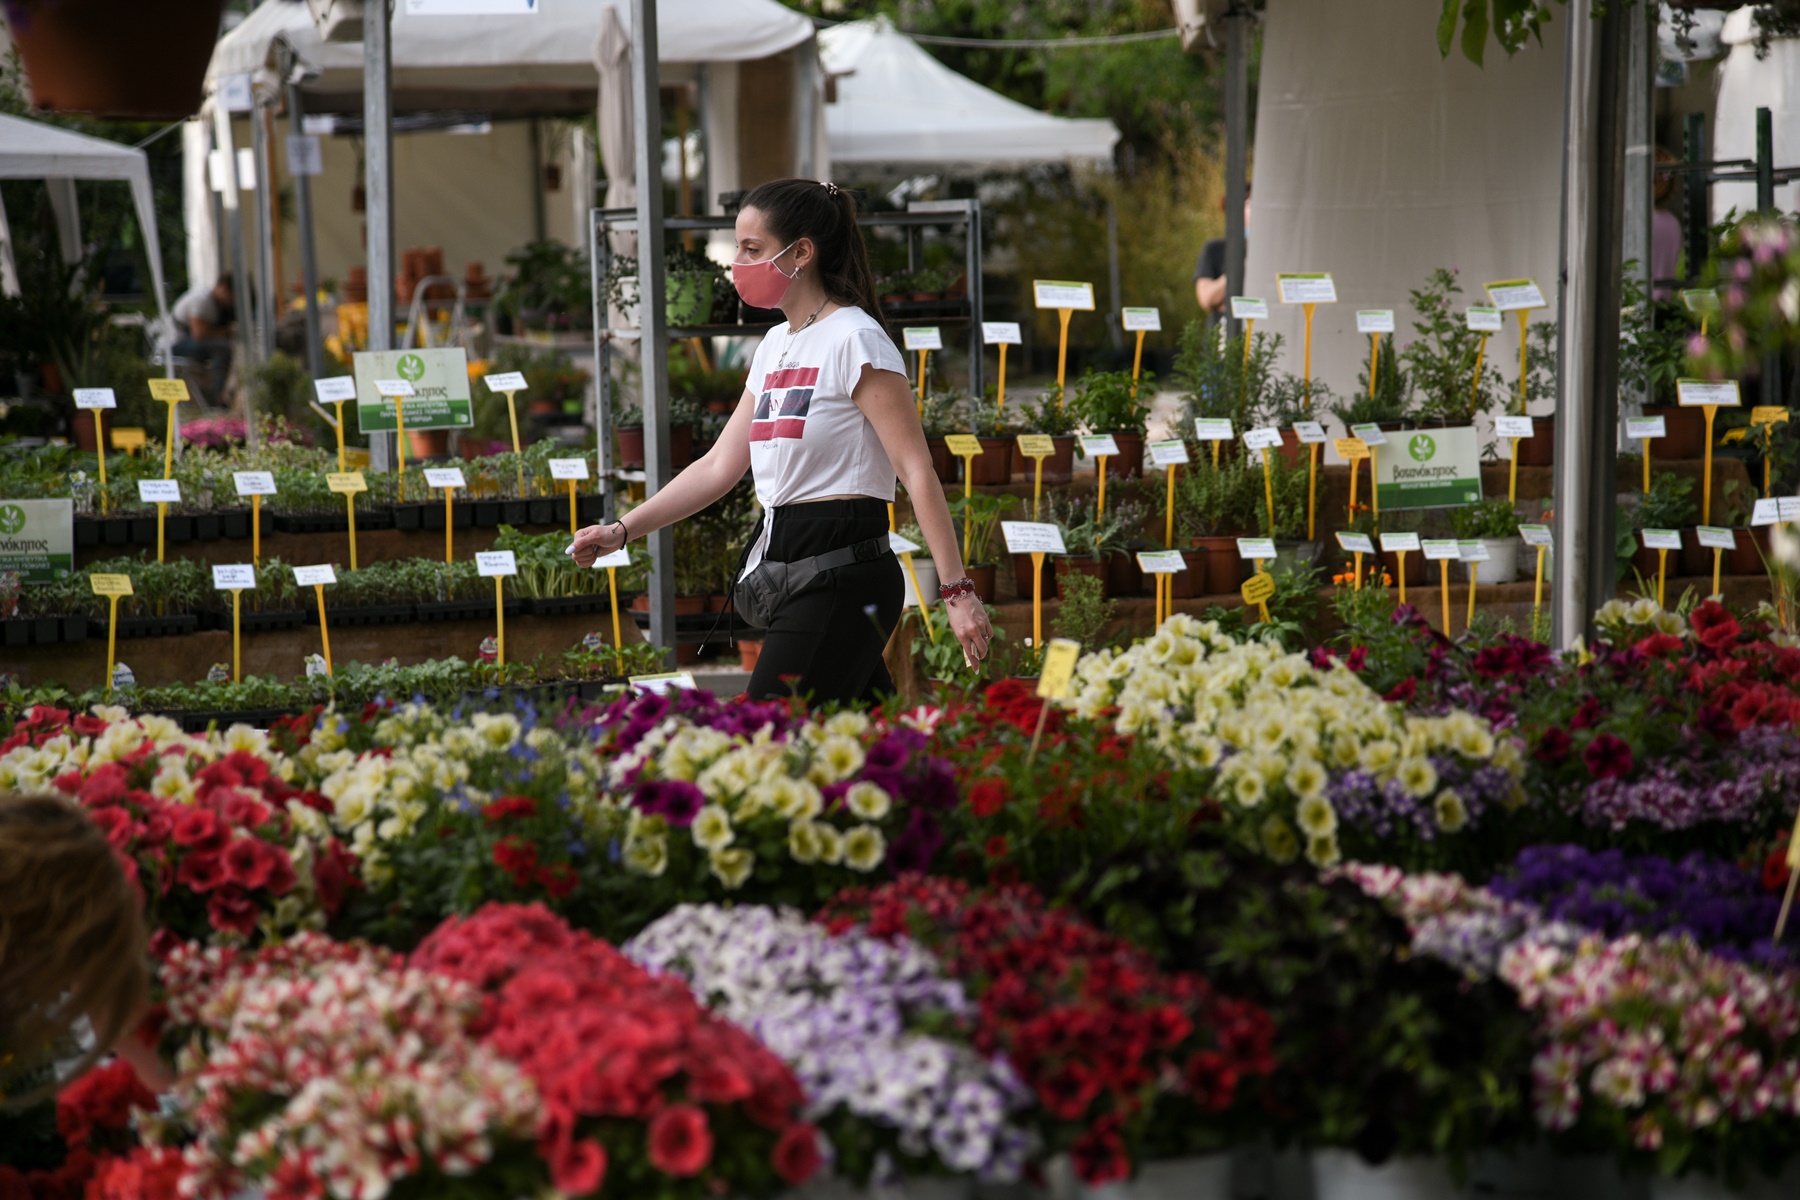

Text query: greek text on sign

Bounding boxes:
[1136,550,1186,574]
[90,573,133,597]
[293,565,337,587]
[1121,307,1162,332]
[903,327,943,351]
[1466,306,1504,333]
[1335,437,1370,461]
[326,472,367,495]
[1377,427,1483,510]
[1682,289,1720,314]
[1337,532,1375,554]
[548,458,590,481]
[1640,529,1684,551]
[355,348,474,433]
[1037,639,1082,700]
[1236,537,1276,561]
[1276,274,1337,304]
[1149,440,1191,466]
[138,480,181,504]
[285,134,323,177]
[1626,416,1666,440]
[1194,418,1234,441]
[1753,498,1782,526]
[1230,297,1269,321]
[631,672,699,694]
[315,376,358,403]
[1001,522,1067,555]
[1421,539,1462,561]
[1485,279,1546,311]
[1350,423,1389,447]
[1457,540,1491,563]
[1518,524,1554,548]
[73,388,116,410]
[589,547,632,570]
[1243,427,1283,452]
[484,372,528,393]
[477,551,518,577]
[374,379,417,397]
[423,468,466,490]
[1017,434,1056,458]
[233,471,276,497]
[147,379,190,402]
[1356,310,1395,334]
[1496,416,1535,439]
[1032,280,1095,310]
[1676,379,1742,408]
[0,499,74,584]
[981,322,1022,345]
[1697,527,1737,550]
[1241,573,1276,606]
[1080,434,1120,457]
[1294,421,1327,444]
[213,564,256,591]
[944,434,984,458]
[888,531,922,556]
[1381,532,1422,553]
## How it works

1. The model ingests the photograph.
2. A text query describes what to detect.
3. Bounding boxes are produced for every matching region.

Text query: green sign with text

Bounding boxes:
[1374,426,1482,510]
[0,499,74,584]
[352,348,474,433]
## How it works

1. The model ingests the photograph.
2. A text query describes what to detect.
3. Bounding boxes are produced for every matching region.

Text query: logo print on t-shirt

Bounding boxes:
[751,366,818,442]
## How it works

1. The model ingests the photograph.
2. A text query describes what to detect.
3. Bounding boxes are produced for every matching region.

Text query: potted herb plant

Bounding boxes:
[1402,268,1506,428]
[1261,374,1336,467]
[1259,449,1322,572]
[1626,470,1698,582]
[947,492,1020,602]
[960,391,1016,487]
[1331,350,1415,436]
[1174,460,1260,596]
[1010,388,1080,483]
[1173,319,1282,464]
[1448,496,1523,584]
[1620,269,1706,458]
[920,389,965,484]
[1071,368,1151,480]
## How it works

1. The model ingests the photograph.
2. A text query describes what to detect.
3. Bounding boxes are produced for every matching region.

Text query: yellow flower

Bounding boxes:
[1435,789,1469,832]
[814,824,845,865]
[709,847,755,890]
[1286,758,1327,803]
[843,825,885,872]
[814,735,866,783]
[625,835,668,877]
[1259,815,1299,864]
[1305,833,1342,868]
[1398,757,1439,799]
[845,781,891,821]
[768,777,823,822]
[691,805,735,851]
[1295,795,1337,838]
[1360,739,1400,775]
[788,820,822,864]
[1231,767,1266,809]
[825,712,871,738]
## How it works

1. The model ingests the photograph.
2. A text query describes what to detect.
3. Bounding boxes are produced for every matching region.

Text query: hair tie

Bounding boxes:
[821,181,841,196]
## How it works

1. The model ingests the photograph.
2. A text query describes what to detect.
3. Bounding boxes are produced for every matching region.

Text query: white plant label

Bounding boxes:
[1697,526,1737,550]
[1676,379,1742,408]
[1466,306,1504,332]
[981,322,1022,345]
[213,564,257,591]
[476,551,519,577]
[373,378,417,398]
[1626,416,1667,440]
[138,480,181,504]
[314,376,358,403]
[589,546,632,570]
[1001,522,1068,556]
[1193,418,1234,442]
[233,471,276,497]
[1496,416,1536,439]
[902,327,943,351]
[631,671,699,694]
[423,467,466,490]
[548,458,590,481]
[1350,423,1389,447]
[1640,529,1684,551]
[1243,427,1284,452]
[1753,498,1782,526]
[1294,421,1328,444]
[1149,440,1191,466]
[1032,280,1095,310]
[1421,539,1462,561]
[1230,297,1269,321]
[1080,434,1121,458]
[1781,497,1800,522]
[1121,307,1162,332]
[1381,532,1422,553]
[1518,524,1554,548]
[887,531,922,556]
[73,388,116,410]
[484,371,528,392]
[1337,532,1375,554]
[1356,310,1395,334]
[1136,550,1187,574]
[1236,537,1277,560]
[294,565,337,587]
[285,134,323,177]
[1277,274,1337,304]
[1485,279,1546,311]
[1457,540,1492,563]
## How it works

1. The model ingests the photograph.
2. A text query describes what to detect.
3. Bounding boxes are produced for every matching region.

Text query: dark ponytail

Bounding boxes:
[740,178,888,335]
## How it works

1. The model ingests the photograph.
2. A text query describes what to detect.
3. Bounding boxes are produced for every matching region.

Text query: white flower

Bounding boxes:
[844,825,885,872]
[1287,758,1328,803]
[1305,833,1341,868]
[1295,794,1337,838]
[624,835,668,877]
[813,735,865,783]
[692,805,735,851]
[844,781,891,821]
[1398,757,1439,799]
[1435,789,1469,832]
[709,847,755,889]
[788,820,822,864]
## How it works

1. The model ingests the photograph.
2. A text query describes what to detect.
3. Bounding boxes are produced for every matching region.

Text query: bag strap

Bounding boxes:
[802,536,892,574]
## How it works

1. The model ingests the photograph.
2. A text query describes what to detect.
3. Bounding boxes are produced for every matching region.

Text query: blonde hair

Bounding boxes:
[0,792,149,1108]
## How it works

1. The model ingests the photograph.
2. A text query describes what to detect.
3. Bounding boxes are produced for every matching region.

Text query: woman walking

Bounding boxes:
[571,179,991,705]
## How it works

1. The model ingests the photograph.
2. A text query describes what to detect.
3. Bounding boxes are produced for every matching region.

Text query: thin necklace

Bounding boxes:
[775,295,830,370]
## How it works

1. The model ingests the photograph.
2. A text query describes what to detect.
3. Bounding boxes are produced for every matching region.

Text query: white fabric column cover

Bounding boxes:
[0,191,17,298]
[1713,11,1799,223]
[1246,0,1568,453]
[183,118,219,294]
[45,177,82,267]
[595,4,636,213]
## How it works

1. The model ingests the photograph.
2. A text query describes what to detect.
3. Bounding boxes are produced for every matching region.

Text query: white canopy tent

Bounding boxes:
[818,17,1119,168]
[0,113,173,331]
[1713,8,1800,222]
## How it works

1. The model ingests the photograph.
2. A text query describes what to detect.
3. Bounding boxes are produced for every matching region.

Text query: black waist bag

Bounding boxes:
[732,536,892,630]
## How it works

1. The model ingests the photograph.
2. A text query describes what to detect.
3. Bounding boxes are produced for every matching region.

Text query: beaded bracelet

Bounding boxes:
[938,576,977,602]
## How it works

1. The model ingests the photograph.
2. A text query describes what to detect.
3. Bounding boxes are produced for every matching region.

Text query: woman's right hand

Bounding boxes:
[570,520,627,567]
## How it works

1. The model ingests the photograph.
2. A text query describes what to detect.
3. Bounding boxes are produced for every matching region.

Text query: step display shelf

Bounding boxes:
[585,199,985,648]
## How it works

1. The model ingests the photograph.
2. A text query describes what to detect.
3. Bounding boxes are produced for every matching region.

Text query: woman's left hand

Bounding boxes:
[944,593,994,668]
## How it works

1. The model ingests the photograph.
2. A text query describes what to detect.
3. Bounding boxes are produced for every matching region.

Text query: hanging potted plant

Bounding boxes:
[1448,496,1523,584]
[1071,367,1151,480]
[6,0,227,118]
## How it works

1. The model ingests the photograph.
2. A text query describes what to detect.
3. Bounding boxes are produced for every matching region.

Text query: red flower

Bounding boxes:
[311,839,360,916]
[175,850,227,893]
[1637,633,1686,659]
[56,1060,154,1150]
[983,835,1009,860]
[1690,600,1742,651]
[1070,1127,1131,1185]
[535,864,578,899]
[493,837,539,887]
[207,887,261,936]
[1765,836,1792,892]
[968,779,1008,818]
[1582,733,1634,781]
[222,837,295,894]
[1534,727,1572,764]
[549,1138,607,1196]
[647,1104,713,1177]
[771,1123,821,1186]
[1383,678,1417,704]
[170,807,227,853]
[484,796,539,824]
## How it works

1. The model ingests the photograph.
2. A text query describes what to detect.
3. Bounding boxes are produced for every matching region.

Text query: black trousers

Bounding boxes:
[744,497,902,707]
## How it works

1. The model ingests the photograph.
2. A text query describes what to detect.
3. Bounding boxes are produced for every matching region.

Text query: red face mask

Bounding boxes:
[731,241,798,309]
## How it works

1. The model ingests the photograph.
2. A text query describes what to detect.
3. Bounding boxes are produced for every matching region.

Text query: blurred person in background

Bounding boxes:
[170,272,236,406]
[1195,184,1251,320]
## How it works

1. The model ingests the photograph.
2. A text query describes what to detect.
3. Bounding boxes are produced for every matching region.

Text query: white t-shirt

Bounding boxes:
[741,305,906,573]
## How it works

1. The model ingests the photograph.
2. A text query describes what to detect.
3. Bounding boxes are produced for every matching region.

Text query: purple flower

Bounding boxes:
[635,779,706,827]
[866,729,925,774]
[889,810,944,874]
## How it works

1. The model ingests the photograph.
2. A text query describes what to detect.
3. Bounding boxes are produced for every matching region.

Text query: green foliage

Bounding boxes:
[1436,0,1560,66]
[1403,268,1508,424]
[1016,388,1081,437]
[1335,344,1415,427]
[1260,372,1335,429]
[1070,368,1149,436]
[1616,267,1689,407]
[1449,497,1522,540]
[1174,459,1260,540]
[1631,470,1698,531]
[907,602,1006,686]
[947,492,1022,567]
[1173,319,1282,433]
[1257,450,1313,541]
[1051,571,1116,650]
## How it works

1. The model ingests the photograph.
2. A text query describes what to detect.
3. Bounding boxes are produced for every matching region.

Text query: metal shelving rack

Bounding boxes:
[584,199,983,651]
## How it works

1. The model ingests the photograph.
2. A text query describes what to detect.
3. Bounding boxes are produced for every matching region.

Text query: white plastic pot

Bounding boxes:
[1460,537,1522,586]
[902,556,940,609]
[1081,1154,1233,1200]
[1310,1149,1456,1200]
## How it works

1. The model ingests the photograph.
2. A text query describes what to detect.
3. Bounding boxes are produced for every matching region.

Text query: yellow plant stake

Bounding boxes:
[588,545,634,676]
[903,329,941,419]
[1148,438,1193,548]
[1696,526,1734,600]
[1481,279,1546,410]
[1775,803,1800,944]
[372,377,418,480]
[1677,379,1743,525]
[233,472,275,568]
[1027,639,1082,767]
[424,467,466,565]
[1752,407,1790,497]
[294,565,337,675]
[1641,530,1681,608]
[314,377,359,472]
[1245,428,1283,535]
[211,565,255,684]
[73,389,116,514]
[1002,521,1066,670]
[1242,569,1275,625]
[889,528,937,644]
[945,434,983,555]
[146,378,189,479]
[1459,541,1489,628]
[477,551,517,668]
[550,457,590,536]
[1017,434,1056,522]
[1032,281,1096,399]
[1519,525,1553,630]
[483,371,531,493]
[327,472,367,571]
[136,478,180,565]
[1122,308,1162,400]
[1336,437,1369,524]
[1422,540,1460,636]
[983,323,1021,413]
[1338,532,1376,594]
[90,573,132,698]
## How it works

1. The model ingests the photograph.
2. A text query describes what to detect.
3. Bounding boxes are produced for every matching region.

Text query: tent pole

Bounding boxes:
[632,0,676,667]
[211,102,251,435]
[1222,1,1250,342]
[968,199,983,401]
[250,95,275,368]
[1105,196,1122,351]
[1619,1,1654,424]
[285,53,325,382]
[365,0,397,472]
[1552,1,1626,647]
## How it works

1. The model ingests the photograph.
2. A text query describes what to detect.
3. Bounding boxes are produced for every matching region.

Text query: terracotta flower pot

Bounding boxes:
[11,0,226,118]
[1190,535,1248,595]
[1680,529,1714,579]
[1057,554,1109,596]
[968,436,1014,486]
[967,564,998,603]
[614,425,693,471]
[1011,435,1077,484]
[1643,405,1707,460]
[737,639,762,672]
[617,427,646,469]
[1012,552,1056,602]
[1106,550,1143,597]
[1168,548,1212,599]
[1277,428,1307,468]
[1382,548,1428,588]
[407,428,451,459]
[1102,432,1146,480]
[72,409,113,452]
[926,437,957,484]
[1514,417,1556,467]
[1731,526,1768,576]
